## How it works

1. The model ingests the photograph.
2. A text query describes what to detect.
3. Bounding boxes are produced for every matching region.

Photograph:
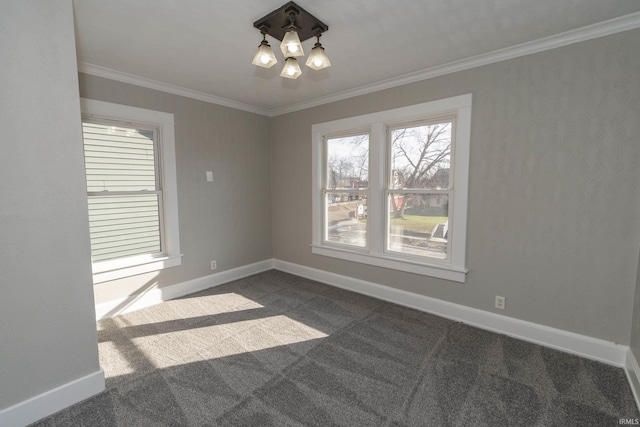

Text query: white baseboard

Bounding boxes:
[95,259,273,320]
[0,369,105,427]
[625,348,640,410]
[273,259,629,367]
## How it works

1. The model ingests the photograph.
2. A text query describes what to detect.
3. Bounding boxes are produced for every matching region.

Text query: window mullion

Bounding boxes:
[311,133,323,246]
[368,122,385,255]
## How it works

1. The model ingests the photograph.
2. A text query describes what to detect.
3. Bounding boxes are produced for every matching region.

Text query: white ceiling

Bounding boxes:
[72,0,640,115]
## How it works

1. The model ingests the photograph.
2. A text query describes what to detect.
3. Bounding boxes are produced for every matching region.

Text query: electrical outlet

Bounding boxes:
[495,295,506,310]
[210,260,217,270]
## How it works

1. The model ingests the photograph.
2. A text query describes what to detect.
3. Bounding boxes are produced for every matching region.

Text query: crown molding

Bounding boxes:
[270,11,640,116]
[77,63,271,116]
[78,11,640,117]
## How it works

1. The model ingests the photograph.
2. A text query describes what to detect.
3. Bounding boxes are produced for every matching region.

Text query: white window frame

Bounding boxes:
[322,129,371,250]
[80,99,182,283]
[311,94,471,282]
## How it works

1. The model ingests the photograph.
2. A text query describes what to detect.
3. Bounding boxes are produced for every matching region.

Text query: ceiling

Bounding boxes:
[72,0,640,115]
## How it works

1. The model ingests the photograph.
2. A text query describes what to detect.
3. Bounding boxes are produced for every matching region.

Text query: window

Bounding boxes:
[312,95,471,282]
[80,99,181,283]
[387,119,452,260]
[324,133,369,248]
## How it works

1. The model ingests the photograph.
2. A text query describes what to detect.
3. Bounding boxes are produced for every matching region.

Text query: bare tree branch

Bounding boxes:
[390,122,452,218]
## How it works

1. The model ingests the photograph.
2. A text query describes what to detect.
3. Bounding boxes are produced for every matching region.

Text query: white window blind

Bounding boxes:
[82,122,162,263]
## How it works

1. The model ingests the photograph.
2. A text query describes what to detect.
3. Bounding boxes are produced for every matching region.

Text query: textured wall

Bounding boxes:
[78,74,273,304]
[0,1,100,410]
[271,29,640,344]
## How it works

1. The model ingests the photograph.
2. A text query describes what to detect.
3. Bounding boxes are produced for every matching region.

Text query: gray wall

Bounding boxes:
[2,2,638,415]
[271,28,640,345]
[78,74,273,304]
[0,1,100,410]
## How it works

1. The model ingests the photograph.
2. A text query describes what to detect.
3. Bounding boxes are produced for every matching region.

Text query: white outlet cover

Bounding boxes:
[206,171,213,182]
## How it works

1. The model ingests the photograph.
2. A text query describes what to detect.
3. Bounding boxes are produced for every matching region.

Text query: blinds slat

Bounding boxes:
[91,241,160,255]
[91,235,160,251]
[87,186,157,192]
[90,202,157,210]
[90,221,158,229]
[90,223,159,234]
[90,227,159,241]
[92,244,161,262]
[88,195,158,204]
[82,131,153,144]
[88,209,159,221]
[85,146,153,159]
[85,169,155,176]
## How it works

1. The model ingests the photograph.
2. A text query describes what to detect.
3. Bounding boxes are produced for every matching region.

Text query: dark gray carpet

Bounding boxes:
[31,270,639,426]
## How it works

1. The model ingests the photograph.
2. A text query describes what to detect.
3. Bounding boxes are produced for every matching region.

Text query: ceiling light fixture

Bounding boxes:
[280,20,304,58]
[253,1,329,80]
[305,32,331,71]
[251,31,278,69]
[280,57,302,79]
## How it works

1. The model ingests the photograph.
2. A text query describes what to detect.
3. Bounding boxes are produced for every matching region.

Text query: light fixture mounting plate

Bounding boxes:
[253,1,328,42]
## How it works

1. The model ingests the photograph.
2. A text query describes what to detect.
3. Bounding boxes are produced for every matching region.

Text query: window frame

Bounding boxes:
[384,115,456,263]
[82,119,164,262]
[311,94,471,283]
[80,99,182,284]
[322,130,371,251]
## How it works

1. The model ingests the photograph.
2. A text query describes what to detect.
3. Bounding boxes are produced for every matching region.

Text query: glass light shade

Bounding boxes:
[280,30,304,57]
[305,45,331,70]
[280,57,302,79]
[251,41,277,69]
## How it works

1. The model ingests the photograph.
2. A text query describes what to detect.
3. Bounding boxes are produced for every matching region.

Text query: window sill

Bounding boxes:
[92,254,183,284]
[311,244,467,283]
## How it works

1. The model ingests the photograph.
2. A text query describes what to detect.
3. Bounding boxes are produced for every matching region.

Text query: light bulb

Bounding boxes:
[305,39,331,71]
[280,57,301,79]
[252,40,277,69]
[280,30,304,57]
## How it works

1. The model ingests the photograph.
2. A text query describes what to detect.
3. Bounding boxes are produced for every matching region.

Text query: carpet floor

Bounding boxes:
[32,270,639,426]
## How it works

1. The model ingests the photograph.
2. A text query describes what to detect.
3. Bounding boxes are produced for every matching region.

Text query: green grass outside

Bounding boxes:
[389,215,448,234]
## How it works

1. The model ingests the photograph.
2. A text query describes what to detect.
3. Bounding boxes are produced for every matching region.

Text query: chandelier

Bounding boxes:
[252,1,330,79]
